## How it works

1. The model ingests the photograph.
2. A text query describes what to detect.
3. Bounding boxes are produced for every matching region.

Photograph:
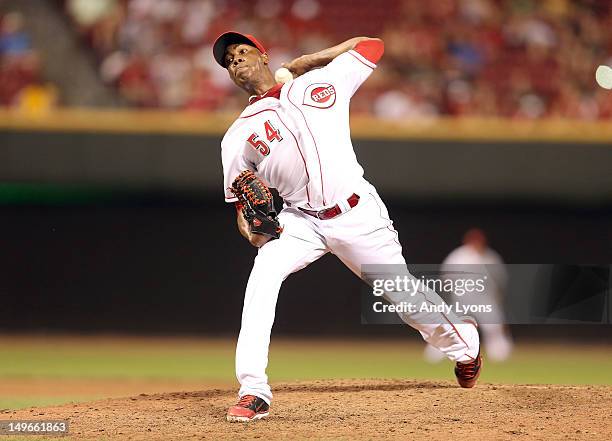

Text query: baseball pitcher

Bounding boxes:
[213,31,482,422]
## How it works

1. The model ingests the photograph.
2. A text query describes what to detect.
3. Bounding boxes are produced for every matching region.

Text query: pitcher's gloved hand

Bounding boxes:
[231,170,282,241]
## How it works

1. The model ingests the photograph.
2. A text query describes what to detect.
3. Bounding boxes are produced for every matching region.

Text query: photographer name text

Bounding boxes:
[372,301,492,315]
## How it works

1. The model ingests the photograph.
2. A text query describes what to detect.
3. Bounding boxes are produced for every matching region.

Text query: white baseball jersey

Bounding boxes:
[443,244,508,291]
[221,48,377,209]
[443,245,504,267]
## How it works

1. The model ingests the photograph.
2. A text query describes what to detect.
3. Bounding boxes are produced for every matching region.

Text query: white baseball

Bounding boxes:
[275,67,294,84]
[595,65,612,90]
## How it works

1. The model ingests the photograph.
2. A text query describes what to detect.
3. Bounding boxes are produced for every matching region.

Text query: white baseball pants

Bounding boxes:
[235,184,480,404]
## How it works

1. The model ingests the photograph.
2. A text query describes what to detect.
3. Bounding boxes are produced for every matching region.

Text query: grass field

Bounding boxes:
[1,335,611,410]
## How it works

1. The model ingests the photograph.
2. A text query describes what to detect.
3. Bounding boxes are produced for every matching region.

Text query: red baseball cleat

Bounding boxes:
[455,316,482,388]
[226,395,270,422]
[455,350,483,388]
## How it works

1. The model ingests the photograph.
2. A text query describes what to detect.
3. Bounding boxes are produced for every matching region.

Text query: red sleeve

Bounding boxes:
[354,39,384,65]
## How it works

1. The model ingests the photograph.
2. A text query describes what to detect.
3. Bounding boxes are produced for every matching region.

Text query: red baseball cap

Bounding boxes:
[213,31,267,67]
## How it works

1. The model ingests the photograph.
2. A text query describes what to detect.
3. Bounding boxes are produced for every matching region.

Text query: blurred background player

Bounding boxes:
[425,228,514,363]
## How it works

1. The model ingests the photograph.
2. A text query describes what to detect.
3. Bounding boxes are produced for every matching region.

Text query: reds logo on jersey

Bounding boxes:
[303,83,336,109]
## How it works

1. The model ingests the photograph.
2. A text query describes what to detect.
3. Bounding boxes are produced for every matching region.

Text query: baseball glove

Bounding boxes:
[231,170,282,240]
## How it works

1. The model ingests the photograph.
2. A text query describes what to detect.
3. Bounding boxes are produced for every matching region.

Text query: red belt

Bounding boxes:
[298,193,360,220]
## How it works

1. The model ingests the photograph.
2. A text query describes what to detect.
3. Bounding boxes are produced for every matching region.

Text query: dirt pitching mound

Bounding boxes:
[3,379,611,440]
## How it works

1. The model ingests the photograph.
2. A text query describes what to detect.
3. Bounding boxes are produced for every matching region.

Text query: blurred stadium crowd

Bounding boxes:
[0,11,57,111]
[2,0,612,119]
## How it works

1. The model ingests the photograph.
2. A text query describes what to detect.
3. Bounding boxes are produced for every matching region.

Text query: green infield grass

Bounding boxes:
[1,335,610,409]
